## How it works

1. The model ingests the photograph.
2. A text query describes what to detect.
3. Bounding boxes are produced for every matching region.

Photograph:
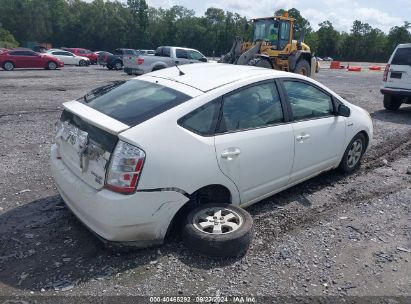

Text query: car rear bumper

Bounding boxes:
[380,87,411,97]
[50,144,189,246]
[124,67,144,75]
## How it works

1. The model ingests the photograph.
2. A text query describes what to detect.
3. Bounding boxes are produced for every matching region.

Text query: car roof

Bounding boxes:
[397,43,411,48]
[143,63,292,92]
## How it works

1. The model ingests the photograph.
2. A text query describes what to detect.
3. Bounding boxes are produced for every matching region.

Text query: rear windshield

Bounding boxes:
[392,47,411,65]
[83,79,191,126]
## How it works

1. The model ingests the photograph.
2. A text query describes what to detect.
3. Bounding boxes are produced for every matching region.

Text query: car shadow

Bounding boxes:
[371,106,411,125]
[0,168,347,291]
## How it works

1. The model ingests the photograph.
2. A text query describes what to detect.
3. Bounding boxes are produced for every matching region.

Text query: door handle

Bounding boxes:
[296,134,310,142]
[221,148,241,160]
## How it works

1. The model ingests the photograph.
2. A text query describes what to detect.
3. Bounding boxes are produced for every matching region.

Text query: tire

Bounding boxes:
[152,65,165,72]
[294,59,311,77]
[182,203,253,258]
[3,61,14,71]
[47,61,57,70]
[383,94,402,111]
[79,59,86,67]
[114,61,123,70]
[247,57,273,69]
[338,133,366,173]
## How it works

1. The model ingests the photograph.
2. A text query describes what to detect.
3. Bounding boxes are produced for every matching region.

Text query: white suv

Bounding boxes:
[51,64,372,257]
[381,43,411,110]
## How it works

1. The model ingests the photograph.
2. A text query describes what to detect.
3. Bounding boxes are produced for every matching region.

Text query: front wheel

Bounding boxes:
[79,59,86,67]
[294,59,311,77]
[182,203,253,258]
[47,61,57,70]
[383,95,402,111]
[339,133,366,173]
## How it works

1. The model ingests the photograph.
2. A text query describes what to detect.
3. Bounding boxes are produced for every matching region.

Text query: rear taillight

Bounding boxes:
[383,64,390,82]
[137,57,144,65]
[105,141,145,194]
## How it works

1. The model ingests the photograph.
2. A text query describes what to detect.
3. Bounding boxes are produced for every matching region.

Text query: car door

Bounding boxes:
[280,79,346,183]
[387,46,411,88]
[61,51,77,65]
[214,81,294,205]
[175,49,190,65]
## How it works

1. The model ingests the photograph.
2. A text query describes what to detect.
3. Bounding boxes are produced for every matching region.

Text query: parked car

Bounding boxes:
[380,43,411,110]
[123,46,208,75]
[104,48,139,70]
[95,51,112,67]
[137,49,155,56]
[61,48,98,64]
[0,49,64,71]
[51,64,372,257]
[47,49,90,66]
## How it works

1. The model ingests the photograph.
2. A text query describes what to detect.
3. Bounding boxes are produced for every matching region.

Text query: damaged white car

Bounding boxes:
[51,63,373,257]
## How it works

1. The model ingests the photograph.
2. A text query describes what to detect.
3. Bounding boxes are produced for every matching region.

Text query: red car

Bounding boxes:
[62,48,98,64]
[0,49,64,71]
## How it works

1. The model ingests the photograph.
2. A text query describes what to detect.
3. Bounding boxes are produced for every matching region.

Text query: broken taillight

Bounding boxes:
[105,141,145,194]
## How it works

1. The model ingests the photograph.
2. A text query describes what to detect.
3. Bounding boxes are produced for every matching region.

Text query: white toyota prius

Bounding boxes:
[51,63,373,257]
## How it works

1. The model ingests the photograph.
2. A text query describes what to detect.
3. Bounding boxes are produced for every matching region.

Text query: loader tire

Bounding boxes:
[294,60,311,77]
[247,57,273,69]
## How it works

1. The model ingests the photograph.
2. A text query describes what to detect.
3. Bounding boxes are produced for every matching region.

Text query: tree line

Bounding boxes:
[0,0,410,62]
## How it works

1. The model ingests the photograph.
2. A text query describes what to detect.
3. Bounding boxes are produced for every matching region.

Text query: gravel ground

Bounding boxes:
[0,65,410,302]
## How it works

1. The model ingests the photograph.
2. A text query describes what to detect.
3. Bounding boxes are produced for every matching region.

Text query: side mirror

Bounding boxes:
[199,57,207,62]
[337,104,350,117]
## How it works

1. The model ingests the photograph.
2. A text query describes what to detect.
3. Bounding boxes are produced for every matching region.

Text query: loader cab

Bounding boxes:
[252,17,293,51]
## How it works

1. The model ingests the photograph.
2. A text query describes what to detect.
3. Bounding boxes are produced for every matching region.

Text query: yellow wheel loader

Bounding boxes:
[219,13,318,77]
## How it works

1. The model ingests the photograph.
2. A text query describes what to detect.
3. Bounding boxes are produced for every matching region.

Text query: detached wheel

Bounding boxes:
[294,59,311,77]
[339,133,366,173]
[3,61,14,71]
[383,95,402,111]
[182,203,253,258]
[47,61,57,70]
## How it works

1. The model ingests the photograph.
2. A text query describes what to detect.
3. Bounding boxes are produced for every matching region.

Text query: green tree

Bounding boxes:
[0,27,18,48]
[316,21,339,57]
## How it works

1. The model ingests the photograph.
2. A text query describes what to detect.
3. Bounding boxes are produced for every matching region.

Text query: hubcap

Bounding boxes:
[5,62,13,70]
[49,62,56,69]
[347,139,363,168]
[115,63,122,69]
[192,208,243,235]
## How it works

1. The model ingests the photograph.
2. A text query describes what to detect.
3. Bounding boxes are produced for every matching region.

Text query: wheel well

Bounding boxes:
[359,130,370,151]
[165,184,232,239]
[152,65,165,71]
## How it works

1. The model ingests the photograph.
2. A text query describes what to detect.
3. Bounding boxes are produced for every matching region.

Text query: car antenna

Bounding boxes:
[175,63,185,76]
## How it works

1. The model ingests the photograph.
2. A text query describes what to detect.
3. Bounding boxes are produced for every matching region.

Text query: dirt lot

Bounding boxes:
[0,65,410,302]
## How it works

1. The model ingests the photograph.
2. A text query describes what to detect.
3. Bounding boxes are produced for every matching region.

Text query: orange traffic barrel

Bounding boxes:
[369,66,381,71]
[330,61,341,69]
[348,66,361,72]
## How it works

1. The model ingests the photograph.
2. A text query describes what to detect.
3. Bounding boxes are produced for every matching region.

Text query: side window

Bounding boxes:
[178,100,221,136]
[219,82,284,132]
[114,49,122,55]
[23,51,37,56]
[189,50,203,60]
[283,81,334,120]
[78,50,86,54]
[163,48,171,57]
[391,47,411,65]
[176,49,188,59]
[10,51,24,56]
[279,21,290,50]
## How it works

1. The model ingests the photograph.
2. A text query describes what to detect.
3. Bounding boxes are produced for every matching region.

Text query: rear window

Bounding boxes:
[392,47,411,65]
[83,80,191,126]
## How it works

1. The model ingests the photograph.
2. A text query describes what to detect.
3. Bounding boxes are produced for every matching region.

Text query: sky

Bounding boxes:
[140,0,411,33]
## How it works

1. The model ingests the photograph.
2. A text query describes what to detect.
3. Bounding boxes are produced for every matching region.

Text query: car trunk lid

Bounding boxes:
[55,101,130,190]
